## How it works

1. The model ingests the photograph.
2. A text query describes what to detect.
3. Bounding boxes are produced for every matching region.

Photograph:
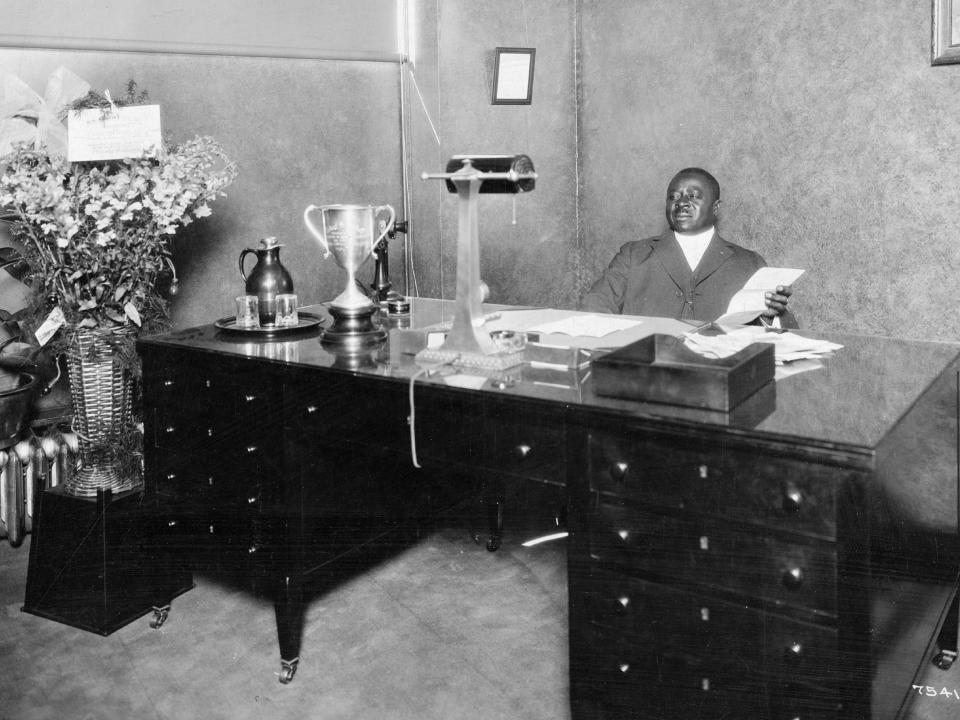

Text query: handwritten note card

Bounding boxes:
[67,105,162,162]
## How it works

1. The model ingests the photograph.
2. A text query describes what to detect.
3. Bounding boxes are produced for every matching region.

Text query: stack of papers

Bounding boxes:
[525,314,643,337]
[683,326,843,365]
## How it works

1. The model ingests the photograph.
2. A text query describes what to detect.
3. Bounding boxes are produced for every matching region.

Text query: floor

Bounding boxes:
[1,496,959,720]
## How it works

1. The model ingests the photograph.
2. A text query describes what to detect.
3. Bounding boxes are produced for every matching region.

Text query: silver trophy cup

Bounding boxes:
[303,203,396,344]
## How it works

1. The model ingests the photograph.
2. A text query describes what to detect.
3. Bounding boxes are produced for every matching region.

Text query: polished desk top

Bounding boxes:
[141,297,960,452]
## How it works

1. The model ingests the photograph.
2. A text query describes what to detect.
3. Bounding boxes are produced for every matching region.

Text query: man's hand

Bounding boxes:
[761,285,792,318]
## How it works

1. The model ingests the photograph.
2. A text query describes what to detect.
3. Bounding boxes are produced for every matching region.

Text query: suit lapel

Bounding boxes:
[694,232,734,285]
[652,231,692,290]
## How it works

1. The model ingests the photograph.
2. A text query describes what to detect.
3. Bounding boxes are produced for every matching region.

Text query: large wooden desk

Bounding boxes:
[137,297,960,718]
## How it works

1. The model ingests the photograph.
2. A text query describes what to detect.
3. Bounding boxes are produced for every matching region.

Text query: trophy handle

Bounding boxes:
[372,205,396,256]
[303,205,331,258]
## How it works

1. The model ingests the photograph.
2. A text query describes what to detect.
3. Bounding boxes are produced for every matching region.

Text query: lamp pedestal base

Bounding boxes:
[414,347,525,371]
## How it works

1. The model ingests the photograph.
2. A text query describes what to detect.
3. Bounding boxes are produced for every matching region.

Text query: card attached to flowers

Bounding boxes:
[67,104,162,162]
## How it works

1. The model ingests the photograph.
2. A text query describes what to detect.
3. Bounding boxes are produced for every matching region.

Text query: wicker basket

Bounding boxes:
[62,328,138,497]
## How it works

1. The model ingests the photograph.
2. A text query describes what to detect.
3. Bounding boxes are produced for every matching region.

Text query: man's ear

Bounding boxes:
[712,199,721,220]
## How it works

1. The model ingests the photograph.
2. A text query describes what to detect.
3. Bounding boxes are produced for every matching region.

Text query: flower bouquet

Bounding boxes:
[0,67,237,495]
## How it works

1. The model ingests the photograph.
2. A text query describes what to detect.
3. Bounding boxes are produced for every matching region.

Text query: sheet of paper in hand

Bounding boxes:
[67,105,162,162]
[716,267,804,326]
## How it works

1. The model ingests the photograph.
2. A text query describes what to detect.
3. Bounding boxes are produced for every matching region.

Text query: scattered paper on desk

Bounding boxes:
[527,314,642,338]
[683,326,842,366]
[715,267,805,326]
[442,374,490,390]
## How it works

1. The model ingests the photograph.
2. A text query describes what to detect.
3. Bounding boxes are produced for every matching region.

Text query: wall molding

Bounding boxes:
[0,34,401,63]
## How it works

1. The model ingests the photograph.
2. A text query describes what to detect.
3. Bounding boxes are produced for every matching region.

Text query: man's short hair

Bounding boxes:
[671,167,720,200]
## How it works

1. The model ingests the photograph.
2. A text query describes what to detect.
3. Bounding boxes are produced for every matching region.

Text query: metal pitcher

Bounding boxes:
[239,237,294,326]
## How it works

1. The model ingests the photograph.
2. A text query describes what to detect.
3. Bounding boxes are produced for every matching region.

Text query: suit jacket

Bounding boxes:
[579,230,769,323]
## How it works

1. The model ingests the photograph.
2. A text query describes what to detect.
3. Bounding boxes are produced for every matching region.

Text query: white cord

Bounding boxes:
[407,366,430,468]
[407,358,460,468]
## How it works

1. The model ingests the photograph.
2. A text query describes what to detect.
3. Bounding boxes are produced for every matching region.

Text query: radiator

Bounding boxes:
[0,434,76,546]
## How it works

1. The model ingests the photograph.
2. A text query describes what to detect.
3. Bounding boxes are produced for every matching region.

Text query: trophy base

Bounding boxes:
[321,304,387,348]
[414,347,525,370]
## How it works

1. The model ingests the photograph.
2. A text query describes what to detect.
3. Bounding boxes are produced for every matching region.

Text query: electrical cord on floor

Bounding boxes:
[407,356,460,468]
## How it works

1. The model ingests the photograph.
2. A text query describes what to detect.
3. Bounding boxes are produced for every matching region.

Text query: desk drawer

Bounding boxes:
[589,432,842,539]
[589,501,838,616]
[490,410,566,485]
[147,363,277,450]
[570,620,841,720]
[154,442,279,499]
[284,379,409,455]
[576,572,839,686]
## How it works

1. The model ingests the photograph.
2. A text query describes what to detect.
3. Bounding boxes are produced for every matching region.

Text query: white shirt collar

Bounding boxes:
[673,226,715,271]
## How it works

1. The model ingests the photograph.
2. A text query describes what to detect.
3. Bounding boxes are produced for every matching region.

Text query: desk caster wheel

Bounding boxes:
[934,649,958,670]
[278,657,299,684]
[472,532,482,545]
[149,605,170,629]
[486,537,501,552]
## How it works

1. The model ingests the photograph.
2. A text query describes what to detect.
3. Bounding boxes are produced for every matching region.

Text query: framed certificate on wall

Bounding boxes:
[933,0,960,64]
[492,47,535,104]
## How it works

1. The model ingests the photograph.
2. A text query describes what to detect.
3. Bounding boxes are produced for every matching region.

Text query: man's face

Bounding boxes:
[665,173,719,234]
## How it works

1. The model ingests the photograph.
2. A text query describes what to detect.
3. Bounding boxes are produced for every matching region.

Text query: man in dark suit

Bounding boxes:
[580,167,793,324]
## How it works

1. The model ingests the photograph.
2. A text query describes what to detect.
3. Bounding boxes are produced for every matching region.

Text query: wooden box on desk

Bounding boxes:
[591,333,774,411]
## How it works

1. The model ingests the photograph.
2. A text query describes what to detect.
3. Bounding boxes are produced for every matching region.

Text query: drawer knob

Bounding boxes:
[164,426,175,434]
[162,380,175,387]
[617,529,630,542]
[782,483,803,513]
[785,642,804,660]
[782,567,804,589]
[246,445,258,454]
[698,464,709,479]
[247,496,257,504]
[700,607,710,621]
[618,596,630,608]
[306,405,318,414]
[618,663,629,673]
[514,444,532,460]
[244,394,257,403]
[611,462,629,481]
[166,472,176,481]
[167,520,177,527]
[248,546,258,554]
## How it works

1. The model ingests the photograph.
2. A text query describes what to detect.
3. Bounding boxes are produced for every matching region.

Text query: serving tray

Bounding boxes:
[213,311,324,338]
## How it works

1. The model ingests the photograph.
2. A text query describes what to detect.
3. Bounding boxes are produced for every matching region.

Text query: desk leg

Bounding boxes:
[274,575,304,683]
[485,482,504,552]
[934,589,959,670]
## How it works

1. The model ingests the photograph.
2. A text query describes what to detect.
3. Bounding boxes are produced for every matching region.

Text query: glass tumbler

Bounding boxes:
[235,295,260,328]
[276,293,299,327]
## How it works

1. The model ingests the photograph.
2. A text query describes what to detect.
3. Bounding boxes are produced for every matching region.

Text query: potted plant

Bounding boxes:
[0,69,237,495]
